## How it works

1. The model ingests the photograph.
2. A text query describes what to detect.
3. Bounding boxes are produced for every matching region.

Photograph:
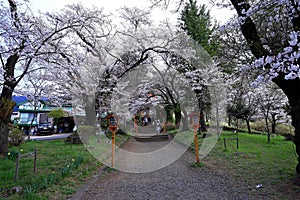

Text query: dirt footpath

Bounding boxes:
[70,137,271,200]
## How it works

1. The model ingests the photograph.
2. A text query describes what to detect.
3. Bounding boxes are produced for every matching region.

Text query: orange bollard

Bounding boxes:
[194,126,200,164]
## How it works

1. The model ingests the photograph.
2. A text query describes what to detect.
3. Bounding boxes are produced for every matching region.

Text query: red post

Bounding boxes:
[107,114,118,168]
[111,129,116,167]
[190,113,200,164]
[194,126,200,164]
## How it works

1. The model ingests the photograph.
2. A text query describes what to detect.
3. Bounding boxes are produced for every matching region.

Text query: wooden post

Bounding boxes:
[111,130,116,167]
[223,138,239,151]
[14,153,20,182]
[194,127,200,164]
[34,148,37,173]
[164,123,166,134]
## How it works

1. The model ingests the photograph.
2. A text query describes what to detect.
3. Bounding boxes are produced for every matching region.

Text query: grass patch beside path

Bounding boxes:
[0,134,129,200]
[199,131,299,199]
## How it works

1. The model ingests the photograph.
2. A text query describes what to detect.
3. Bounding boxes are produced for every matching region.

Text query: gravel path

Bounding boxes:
[70,137,271,200]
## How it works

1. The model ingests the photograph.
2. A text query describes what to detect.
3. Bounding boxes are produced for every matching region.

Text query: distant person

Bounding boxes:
[156,119,161,134]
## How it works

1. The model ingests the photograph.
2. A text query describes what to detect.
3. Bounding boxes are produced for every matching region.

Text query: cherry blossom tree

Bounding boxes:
[0,0,111,155]
[256,83,288,142]
[151,0,300,173]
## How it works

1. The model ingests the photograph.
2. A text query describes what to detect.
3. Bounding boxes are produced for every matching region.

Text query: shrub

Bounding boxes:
[9,127,24,146]
[276,123,294,135]
[116,128,126,135]
[64,132,83,144]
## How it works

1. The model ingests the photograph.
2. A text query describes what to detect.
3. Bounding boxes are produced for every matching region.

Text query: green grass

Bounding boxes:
[2,130,299,199]
[0,134,129,200]
[195,131,299,199]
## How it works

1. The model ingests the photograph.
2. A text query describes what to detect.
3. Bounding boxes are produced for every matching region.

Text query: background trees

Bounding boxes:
[151,0,300,173]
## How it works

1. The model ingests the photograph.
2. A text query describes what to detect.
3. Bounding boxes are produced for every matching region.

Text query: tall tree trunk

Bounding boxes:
[84,98,96,126]
[174,103,181,128]
[246,119,252,134]
[181,108,189,131]
[0,97,15,155]
[265,116,271,143]
[0,121,9,156]
[0,54,18,155]
[273,74,300,173]
[164,105,173,123]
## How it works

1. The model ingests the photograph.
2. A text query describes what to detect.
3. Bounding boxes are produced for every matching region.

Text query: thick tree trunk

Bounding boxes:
[164,105,173,123]
[181,109,189,131]
[0,54,18,155]
[0,96,15,155]
[84,103,96,126]
[0,121,9,155]
[273,74,300,173]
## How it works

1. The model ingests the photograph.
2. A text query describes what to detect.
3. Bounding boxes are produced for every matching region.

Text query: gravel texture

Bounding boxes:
[70,137,272,200]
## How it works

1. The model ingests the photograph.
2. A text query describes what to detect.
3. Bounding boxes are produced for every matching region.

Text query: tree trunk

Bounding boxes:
[164,105,173,123]
[0,97,15,155]
[181,108,189,131]
[0,54,18,155]
[271,113,277,134]
[265,116,271,143]
[0,121,9,156]
[84,103,96,126]
[246,119,251,134]
[174,103,181,128]
[273,74,300,173]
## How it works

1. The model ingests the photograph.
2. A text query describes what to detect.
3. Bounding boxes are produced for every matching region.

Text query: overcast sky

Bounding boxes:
[29,0,235,25]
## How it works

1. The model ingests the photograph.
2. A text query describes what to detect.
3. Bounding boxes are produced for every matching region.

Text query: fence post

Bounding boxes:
[34,148,37,173]
[223,138,226,151]
[14,153,20,182]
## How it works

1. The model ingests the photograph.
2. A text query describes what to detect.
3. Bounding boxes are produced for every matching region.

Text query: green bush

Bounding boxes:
[64,132,83,144]
[276,123,294,135]
[250,120,268,133]
[116,128,127,135]
[8,127,24,146]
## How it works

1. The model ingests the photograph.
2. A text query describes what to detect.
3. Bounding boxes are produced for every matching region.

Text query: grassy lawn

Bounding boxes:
[2,130,299,199]
[198,131,300,199]
[0,134,129,200]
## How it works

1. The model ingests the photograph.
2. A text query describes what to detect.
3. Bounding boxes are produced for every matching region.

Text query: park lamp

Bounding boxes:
[107,114,118,131]
[190,112,200,164]
[107,114,118,167]
[190,113,200,129]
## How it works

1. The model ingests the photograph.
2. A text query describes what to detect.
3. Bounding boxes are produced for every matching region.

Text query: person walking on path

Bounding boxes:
[156,119,161,134]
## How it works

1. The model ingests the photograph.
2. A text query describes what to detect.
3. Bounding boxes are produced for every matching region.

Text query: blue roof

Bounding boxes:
[12,95,28,112]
